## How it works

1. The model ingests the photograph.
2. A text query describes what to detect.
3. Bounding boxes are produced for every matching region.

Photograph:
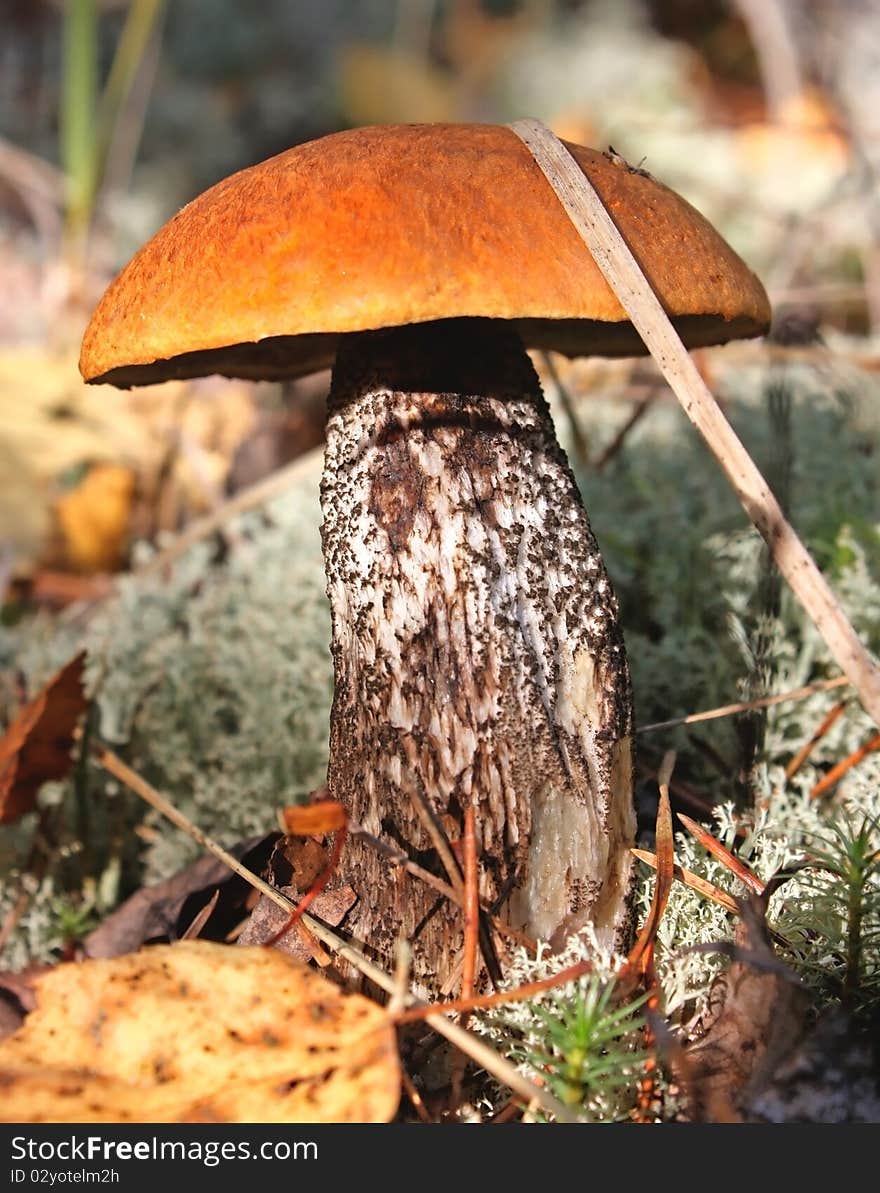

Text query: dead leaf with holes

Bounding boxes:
[0,941,400,1122]
[682,897,810,1122]
[0,651,87,824]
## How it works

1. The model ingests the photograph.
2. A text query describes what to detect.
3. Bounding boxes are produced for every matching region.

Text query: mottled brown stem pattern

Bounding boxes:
[321,320,635,991]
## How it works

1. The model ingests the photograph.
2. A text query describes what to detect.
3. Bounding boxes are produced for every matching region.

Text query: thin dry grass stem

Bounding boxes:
[636,746,716,818]
[400,1066,433,1124]
[676,813,765,894]
[179,888,219,941]
[785,700,849,779]
[509,118,880,728]
[440,954,465,1000]
[406,785,466,905]
[636,843,794,955]
[387,938,412,1019]
[631,849,741,916]
[636,675,851,734]
[88,736,330,965]
[592,393,656,471]
[630,759,678,1122]
[810,732,880,801]
[540,350,590,465]
[87,736,576,1121]
[136,447,325,578]
[393,958,595,1024]
[633,954,662,1123]
[352,822,537,954]
[57,448,328,629]
[351,822,458,902]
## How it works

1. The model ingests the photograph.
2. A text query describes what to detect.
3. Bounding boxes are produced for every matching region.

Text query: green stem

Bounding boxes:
[95,0,166,171]
[61,0,99,245]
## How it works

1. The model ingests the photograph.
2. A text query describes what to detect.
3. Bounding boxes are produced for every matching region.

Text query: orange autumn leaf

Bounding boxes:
[282,799,348,836]
[0,651,87,824]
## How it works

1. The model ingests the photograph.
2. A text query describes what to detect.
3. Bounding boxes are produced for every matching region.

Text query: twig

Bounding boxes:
[785,700,848,779]
[87,736,576,1122]
[449,803,480,1111]
[636,674,851,734]
[57,448,326,629]
[88,737,328,964]
[507,119,880,729]
[406,788,465,904]
[400,1067,433,1124]
[353,823,537,953]
[730,0,802,121]
[352,823,459,904]
[387,939,413,1019]
[636,746,716,818]
[592,393,656,471]
[540,351,590,465]
[394,958,595,1024]
[136,447,325,577]
[460,804,479,1018]
[179,889,219,940]
[810,732,880,801]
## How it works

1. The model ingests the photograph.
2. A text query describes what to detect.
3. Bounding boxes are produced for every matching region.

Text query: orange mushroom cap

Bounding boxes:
[80,123,771,387]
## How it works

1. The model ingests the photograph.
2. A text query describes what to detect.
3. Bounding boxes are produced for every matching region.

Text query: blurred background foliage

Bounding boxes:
[0,0,879,985]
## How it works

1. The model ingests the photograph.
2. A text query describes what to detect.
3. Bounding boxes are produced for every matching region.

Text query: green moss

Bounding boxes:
[0,481,332,963]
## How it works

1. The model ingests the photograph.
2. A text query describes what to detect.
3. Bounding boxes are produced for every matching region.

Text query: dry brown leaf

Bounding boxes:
[0,941,400,1123]
[0,966,49,1043]
[742,1009,880,1123]
[83,833,279,959]
[237,884,357,960]
[683,898,810,1122]
[0,651,87,824]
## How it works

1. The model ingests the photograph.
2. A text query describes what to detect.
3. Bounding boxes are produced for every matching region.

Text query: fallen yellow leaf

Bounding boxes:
[0,941,400,1123]
[54,462,135,573]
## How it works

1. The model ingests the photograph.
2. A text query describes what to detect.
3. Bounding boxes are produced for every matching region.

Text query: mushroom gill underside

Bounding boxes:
[320,321,636,989]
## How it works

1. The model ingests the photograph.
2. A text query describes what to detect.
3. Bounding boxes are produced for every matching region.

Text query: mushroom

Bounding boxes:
[80,123,770,991]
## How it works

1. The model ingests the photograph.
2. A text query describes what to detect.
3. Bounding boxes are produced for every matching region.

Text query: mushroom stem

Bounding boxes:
[321,320,635,991]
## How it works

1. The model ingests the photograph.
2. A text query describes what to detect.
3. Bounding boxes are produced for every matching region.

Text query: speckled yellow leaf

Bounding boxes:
[0,941,400,1123]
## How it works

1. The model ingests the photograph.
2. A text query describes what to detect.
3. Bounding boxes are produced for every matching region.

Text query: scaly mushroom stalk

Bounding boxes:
[321,320,635,989]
